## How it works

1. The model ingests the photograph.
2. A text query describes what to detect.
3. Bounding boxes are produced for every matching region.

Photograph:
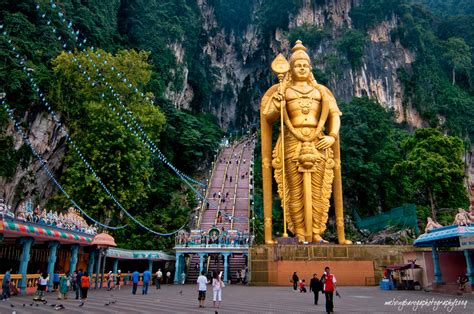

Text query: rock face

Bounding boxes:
[176,0,423,130]
[0,110,67,210]
[1,0,425,207]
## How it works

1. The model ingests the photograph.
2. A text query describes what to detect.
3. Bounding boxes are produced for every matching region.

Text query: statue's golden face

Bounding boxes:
[291,59,311,81]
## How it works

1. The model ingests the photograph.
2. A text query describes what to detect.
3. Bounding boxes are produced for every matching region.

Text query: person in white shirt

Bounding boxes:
[196,271,209,308]
[166,271,171,284]
[155,269,162,289]
[212,271,224,308]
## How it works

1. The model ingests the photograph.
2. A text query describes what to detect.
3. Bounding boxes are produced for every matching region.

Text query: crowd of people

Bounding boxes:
[0,199,97,235]
[175,229,253,247]
[1,267,177,304]
[291,267,338,314]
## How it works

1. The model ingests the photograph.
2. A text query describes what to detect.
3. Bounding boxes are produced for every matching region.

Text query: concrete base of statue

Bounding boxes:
[249,244,412,286]
[276,237,299,245]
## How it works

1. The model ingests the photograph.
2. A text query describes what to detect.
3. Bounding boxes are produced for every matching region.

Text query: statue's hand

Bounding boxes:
[272,91,284,109]
[315,136,336,150]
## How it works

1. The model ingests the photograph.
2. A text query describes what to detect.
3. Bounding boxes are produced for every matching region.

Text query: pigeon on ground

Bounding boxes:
[78,302,84,307]
[10,304,14,308]
[29,303,33,306]
[104,301,110,306]
[49,304,56,307]
[54,304,64,310]
[111,300,117,304]
[179,290,183,295]
[43,300,47,305]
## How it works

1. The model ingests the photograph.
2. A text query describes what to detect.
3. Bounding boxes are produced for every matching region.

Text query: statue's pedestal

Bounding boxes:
[250,244,412,286]
[276,237,299,245]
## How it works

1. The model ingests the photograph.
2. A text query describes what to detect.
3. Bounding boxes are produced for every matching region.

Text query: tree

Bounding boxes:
[49,49,166,223]
[443,37,472,85]
[339,97,409,216]
[392,128,469,219]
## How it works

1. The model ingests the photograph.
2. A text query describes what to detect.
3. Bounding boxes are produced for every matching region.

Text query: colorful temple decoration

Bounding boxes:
[1,218,93,245]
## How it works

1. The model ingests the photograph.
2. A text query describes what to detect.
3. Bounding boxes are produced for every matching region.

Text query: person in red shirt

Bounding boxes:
[322,266,336,314]
[80,272,90,301]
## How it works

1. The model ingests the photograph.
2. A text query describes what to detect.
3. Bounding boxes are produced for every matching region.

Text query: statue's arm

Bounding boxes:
[316,85,341,149]
[322,85,342,139]
[261,84,281,124]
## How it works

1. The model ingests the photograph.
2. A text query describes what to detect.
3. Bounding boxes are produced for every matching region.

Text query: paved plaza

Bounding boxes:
[0,284,472,313]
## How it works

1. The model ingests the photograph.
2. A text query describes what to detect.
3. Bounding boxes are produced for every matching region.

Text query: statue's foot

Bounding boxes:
[340,239,352,245]
[312,234,328,243]
[296,235,305,243]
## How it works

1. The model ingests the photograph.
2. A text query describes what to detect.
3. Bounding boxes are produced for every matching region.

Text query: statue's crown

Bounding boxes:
[290,40,310,65]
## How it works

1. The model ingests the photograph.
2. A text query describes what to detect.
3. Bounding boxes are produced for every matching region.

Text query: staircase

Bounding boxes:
[183,135,255,284]
[228,254,248,284]
[186,255,200,283]
[199,137,253,232]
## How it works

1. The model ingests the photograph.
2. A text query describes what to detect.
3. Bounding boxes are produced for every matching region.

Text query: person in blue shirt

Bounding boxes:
[2,268,12,301]
[131,271,140,295]
[53,270,60,291]
[142,270,151,295]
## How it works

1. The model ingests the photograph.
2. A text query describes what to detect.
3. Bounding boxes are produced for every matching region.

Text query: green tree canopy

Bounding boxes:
[442,37,472,85]
[392,128,468,220]
[340,97,408,216]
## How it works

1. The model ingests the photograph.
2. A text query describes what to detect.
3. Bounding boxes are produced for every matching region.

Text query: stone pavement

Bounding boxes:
[0,285,472,313]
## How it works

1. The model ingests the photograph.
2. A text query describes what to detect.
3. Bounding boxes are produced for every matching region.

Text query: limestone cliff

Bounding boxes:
[0,110,67,209]
[1,0,428,206]
[173,0,423,130]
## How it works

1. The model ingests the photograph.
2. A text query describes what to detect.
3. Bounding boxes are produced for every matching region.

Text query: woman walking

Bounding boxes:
[34,272,49,301]
[80,271,90,301]
[107,271,114,291]
[212,271,224,308]
[115,270,121,290]
[58,271,69,299]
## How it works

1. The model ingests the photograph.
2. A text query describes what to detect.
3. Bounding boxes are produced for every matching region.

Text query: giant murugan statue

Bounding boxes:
[260,40,351,244]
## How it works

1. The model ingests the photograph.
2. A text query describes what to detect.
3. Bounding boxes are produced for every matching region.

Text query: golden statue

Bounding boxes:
[260,40,351,244]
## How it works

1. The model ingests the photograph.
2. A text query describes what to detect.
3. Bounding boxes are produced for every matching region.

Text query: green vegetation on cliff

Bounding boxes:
[1,0,472,247]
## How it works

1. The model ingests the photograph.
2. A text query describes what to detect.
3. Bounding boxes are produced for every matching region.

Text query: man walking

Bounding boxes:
[155,268,162,289]
[142,269,151,295]
[322,267,336,314]
[132,270,140,295]
[309,273,321,305]
[292,272,299,291]
[197,271,209,308]
[75,269,83,300]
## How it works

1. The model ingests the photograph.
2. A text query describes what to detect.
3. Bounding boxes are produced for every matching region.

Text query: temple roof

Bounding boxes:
[0,217,93,245]
[413,223,474,247]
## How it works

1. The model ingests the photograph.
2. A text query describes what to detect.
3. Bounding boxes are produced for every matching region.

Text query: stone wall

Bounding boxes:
[250,244,412,286]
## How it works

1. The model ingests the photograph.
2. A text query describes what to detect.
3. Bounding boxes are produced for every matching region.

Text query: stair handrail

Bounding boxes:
[197,149,222,228]
[230,142,246,230]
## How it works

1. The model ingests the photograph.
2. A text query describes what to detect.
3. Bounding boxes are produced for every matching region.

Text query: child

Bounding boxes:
[299,279,307,293]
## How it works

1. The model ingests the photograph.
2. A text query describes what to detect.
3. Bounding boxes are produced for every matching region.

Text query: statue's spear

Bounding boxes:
[271,53,290,238]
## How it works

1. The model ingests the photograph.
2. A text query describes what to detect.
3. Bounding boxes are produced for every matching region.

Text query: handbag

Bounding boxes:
[220,280,225,288]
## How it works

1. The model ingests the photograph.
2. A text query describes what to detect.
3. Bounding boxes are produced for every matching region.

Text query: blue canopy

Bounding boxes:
[414,224,474,247]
